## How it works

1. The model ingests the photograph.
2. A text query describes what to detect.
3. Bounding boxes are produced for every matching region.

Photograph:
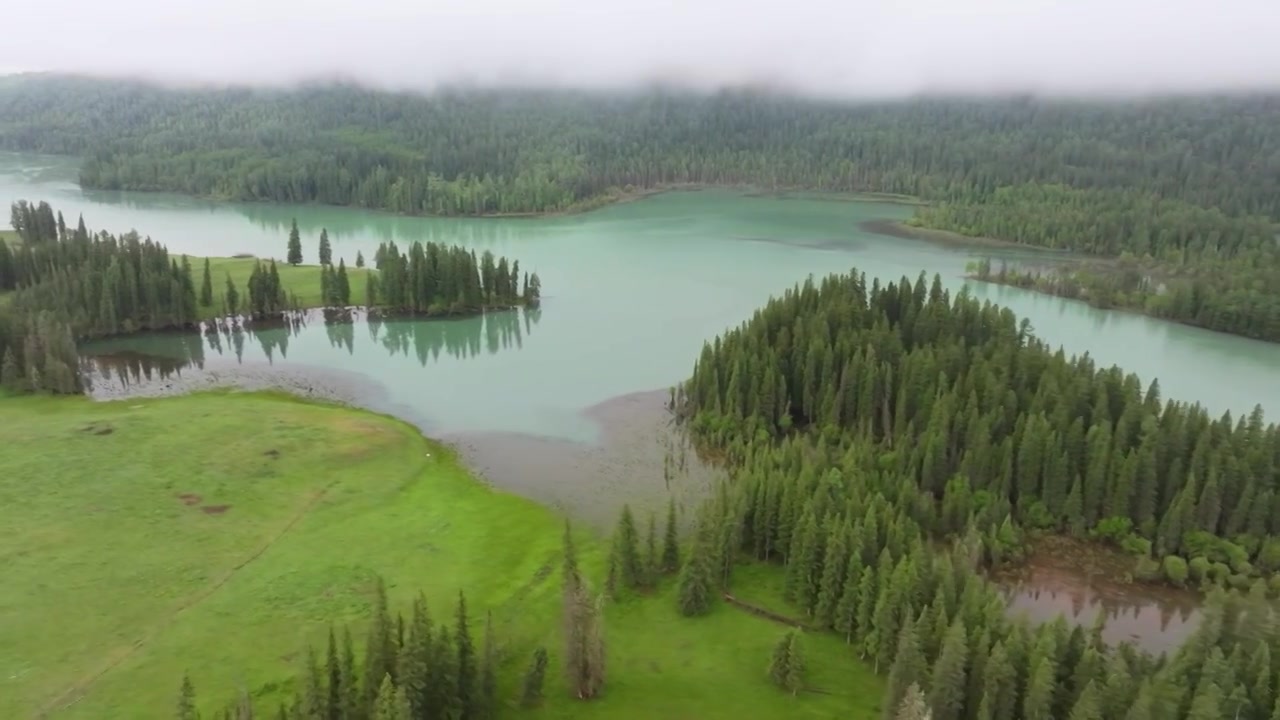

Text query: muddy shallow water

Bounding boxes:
[993,537,1201,655]
[447,389,719,528]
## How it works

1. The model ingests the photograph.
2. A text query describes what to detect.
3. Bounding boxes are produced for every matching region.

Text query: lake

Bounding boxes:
[5,151,1277,651]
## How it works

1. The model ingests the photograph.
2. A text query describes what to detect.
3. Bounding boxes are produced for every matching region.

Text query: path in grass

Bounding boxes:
[0,392,882,719]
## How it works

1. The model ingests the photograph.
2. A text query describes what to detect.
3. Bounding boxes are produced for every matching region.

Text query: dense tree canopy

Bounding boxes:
[2,75,1278,220]
[914,184,1280,341]
[670,268,1280,719]
[679,269,1279,572]
[3,75,1277,342]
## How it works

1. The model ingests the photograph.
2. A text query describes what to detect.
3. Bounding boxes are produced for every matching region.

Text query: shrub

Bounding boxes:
[1162,556,1189,587]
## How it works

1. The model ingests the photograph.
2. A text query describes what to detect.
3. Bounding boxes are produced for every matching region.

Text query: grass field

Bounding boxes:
[192,256,375,319]
[0,392,882,719]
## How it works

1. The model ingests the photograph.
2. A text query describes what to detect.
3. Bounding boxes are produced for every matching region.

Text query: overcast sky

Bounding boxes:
[5,0,1280,97]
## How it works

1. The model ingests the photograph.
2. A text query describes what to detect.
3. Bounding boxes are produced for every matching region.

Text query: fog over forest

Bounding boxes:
[3,0,1280,96]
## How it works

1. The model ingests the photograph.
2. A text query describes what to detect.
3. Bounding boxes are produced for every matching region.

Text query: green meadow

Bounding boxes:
[0,392,882,719]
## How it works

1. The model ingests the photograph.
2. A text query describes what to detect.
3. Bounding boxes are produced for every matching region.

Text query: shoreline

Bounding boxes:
[858,217,1074,253]
[75,175,926,221]
[74,303,533,344]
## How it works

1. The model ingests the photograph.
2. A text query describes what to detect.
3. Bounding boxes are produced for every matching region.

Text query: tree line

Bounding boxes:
[914,183,1280,341]
[367,240,540,315]
[679,269,1280,583]
[2,76,1278,221]
[0,201,200,394]
[189,524,604,719]
[665,268,1280,718]
[0,201,544,396]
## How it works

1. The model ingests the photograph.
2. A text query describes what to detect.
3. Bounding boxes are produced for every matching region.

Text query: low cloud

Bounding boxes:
[5,0,1280,97]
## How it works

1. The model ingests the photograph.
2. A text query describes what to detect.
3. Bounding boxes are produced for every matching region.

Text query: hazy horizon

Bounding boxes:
[4,0,1280,98]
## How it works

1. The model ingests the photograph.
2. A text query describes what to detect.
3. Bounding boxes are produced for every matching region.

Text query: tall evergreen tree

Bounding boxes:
[319,228,332,266]
[200,258,213,307]
[768,630,806,695]
[520,647,549,708]
[287,219,303,266]
[662,498,680,573]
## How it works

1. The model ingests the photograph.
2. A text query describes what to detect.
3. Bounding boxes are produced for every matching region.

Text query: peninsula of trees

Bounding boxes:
[2,74,1277,343]
[667,268,1280,719]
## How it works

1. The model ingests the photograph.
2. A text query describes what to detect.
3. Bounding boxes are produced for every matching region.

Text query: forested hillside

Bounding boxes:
[3,74,1279,341]
[2,75,1279,219]
[915,184,1280,341]
[670,268,1280,719]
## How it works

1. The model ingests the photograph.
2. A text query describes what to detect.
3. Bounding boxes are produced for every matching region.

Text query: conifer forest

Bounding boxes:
[1,75,1276,341]
[2,69,1279,720]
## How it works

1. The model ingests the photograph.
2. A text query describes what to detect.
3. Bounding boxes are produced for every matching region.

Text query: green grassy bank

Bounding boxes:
[0,392,881,719]
[194,256,375,320]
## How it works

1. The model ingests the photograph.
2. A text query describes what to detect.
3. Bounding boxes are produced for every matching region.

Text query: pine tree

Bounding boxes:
[895,683,933,720]
[1023,659,1056,720]
[478,611,497,720]
[520,647,549,708]
[324,627,343,720]
[287,218,303,266]
[562,522,606,700]
[373,674,409,720]
[455,592,477,720]
[768,630,806,695]
[200,258,213,307]
[1068,680,1103,720]
[356,250,365,268]
[178,672,199,720]
[397,596,430,720]
[927,619,968,720]
[612,505,643,591]
[644,511,659,586]
[1,347,19,391]
[676,532,714,616]
[337,259,351,306]
[319,228,332,266]
[225,274,239,316]
[362,578,396,711]
[662,498,680,573]
[884,616,928,720]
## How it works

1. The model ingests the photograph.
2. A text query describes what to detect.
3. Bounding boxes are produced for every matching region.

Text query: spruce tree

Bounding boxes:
[644,511,659,586]
[200,258,213,307]
[661,497,680,573]
[319,228,332,266]
[455,592,476,719]
[225,274,239,316]
[676,533,714,616]
[287,218,303,265]
[373,674,409,720]
[479,611,497,720]
[927,619,968,720]
[884,616,928,720]
[612,504,643,591]
[895,683,932,720]
[362,578,396,712]
[562,522,606,700]
[337,259,351,306]
[521,647,549,707]
[768,629,805,695]
[356,250,365,268]
[178,672,198,720]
